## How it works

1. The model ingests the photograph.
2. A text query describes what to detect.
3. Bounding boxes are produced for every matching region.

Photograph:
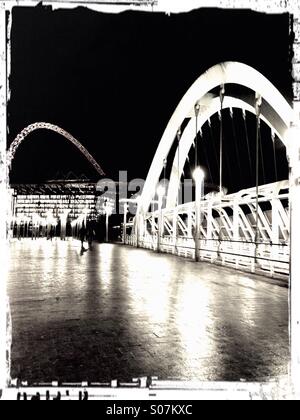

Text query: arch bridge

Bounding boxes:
[124,62,295,280]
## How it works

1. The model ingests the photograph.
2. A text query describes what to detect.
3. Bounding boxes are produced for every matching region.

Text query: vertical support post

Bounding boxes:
[193,102,202,261]
[194,102,200,168]
[106,211,109,243]
[123,203,127,244]
[255,93,262,263]
[233,200,239,241]
[140,210,145,246]
[151,214,156,235]
[218,86,225,258]
[194,168,204,262]
[174,129,181,254]
[104,201,113,244]
[219,85,225,197]
[187,211,193,238]
[172,208,177,254]
[157,195,163,253]
[207,202,213,241]
[156,185,165,253]
[271,198,280,264]
[135,212,139,248]
[207,201,214,260]
[233,199,240,266]
[135,206,145,249]
[195,182,201,262]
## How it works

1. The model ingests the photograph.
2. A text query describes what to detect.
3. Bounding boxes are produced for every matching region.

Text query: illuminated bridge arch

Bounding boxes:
[167,94,287,209]
[139,62,294,214]
[7,122,105,176]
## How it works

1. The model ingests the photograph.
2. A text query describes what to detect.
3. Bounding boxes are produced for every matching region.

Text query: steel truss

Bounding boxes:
[127,181,289,279]
[7,122,105,177]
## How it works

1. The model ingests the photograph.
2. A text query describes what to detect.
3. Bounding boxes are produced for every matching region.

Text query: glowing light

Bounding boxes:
[193,167,205,182]
[71,220,77,228]
[157,185,166,198]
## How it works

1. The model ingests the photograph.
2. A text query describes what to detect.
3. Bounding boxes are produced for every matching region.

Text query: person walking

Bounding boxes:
[87,222,95,250]
[79,223,87,252]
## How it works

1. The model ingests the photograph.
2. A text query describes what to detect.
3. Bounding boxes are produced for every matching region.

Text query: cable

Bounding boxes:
[194,102,200,169]
[219,85,225,195]
[177,129,181,206]
[199,129,213,184]
[242,109,253,179]
[258,124,266,185]
[214,113,233,192]
[272,130,278,182]
[219,85,225,250]
[230,108,242,191]
[208,119,220,172]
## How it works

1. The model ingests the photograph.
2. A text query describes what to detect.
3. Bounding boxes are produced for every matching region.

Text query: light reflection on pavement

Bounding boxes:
[7,239,289,383]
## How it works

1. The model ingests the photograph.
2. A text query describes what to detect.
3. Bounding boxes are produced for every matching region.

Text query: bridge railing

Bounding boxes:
[125,234,289,279]
[125,182,290,280]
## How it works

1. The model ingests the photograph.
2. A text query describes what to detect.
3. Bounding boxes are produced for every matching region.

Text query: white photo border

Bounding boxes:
[0,0,299,400]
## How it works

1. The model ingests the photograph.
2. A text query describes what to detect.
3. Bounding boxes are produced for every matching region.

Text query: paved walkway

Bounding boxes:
[7,239,289,383]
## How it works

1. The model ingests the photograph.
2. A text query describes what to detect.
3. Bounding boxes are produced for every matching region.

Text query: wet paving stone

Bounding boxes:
[7,239,289,383]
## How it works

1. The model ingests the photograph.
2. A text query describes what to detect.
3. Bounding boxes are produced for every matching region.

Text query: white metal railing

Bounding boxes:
[125,234,289,279]
[125,182,290,279]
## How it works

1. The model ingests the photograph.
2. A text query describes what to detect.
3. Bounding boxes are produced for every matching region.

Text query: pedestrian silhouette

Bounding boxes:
[53,391,61,400]
[79,224,87,253]
[87,223,95,250]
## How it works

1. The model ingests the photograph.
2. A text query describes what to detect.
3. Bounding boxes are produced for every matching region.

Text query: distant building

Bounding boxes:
[9,172,127,241]
[11,172,98,223]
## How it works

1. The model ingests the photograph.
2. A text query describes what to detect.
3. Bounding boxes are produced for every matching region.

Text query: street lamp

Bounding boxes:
[157,185,166,253]
[123,202,128,245]
[120,197,140,247]
[193,167,205,262]
[104,200,113,243]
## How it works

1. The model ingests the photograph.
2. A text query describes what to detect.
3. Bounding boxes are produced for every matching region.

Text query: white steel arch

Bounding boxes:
[166,94,287,209]
[7,122,105,176]
[139,62,294,214]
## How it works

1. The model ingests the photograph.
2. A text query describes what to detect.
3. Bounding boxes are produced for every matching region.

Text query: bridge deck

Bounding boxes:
[7,239,289,384]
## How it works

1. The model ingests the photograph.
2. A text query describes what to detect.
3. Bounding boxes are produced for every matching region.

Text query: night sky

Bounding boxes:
[8,6,292,193]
